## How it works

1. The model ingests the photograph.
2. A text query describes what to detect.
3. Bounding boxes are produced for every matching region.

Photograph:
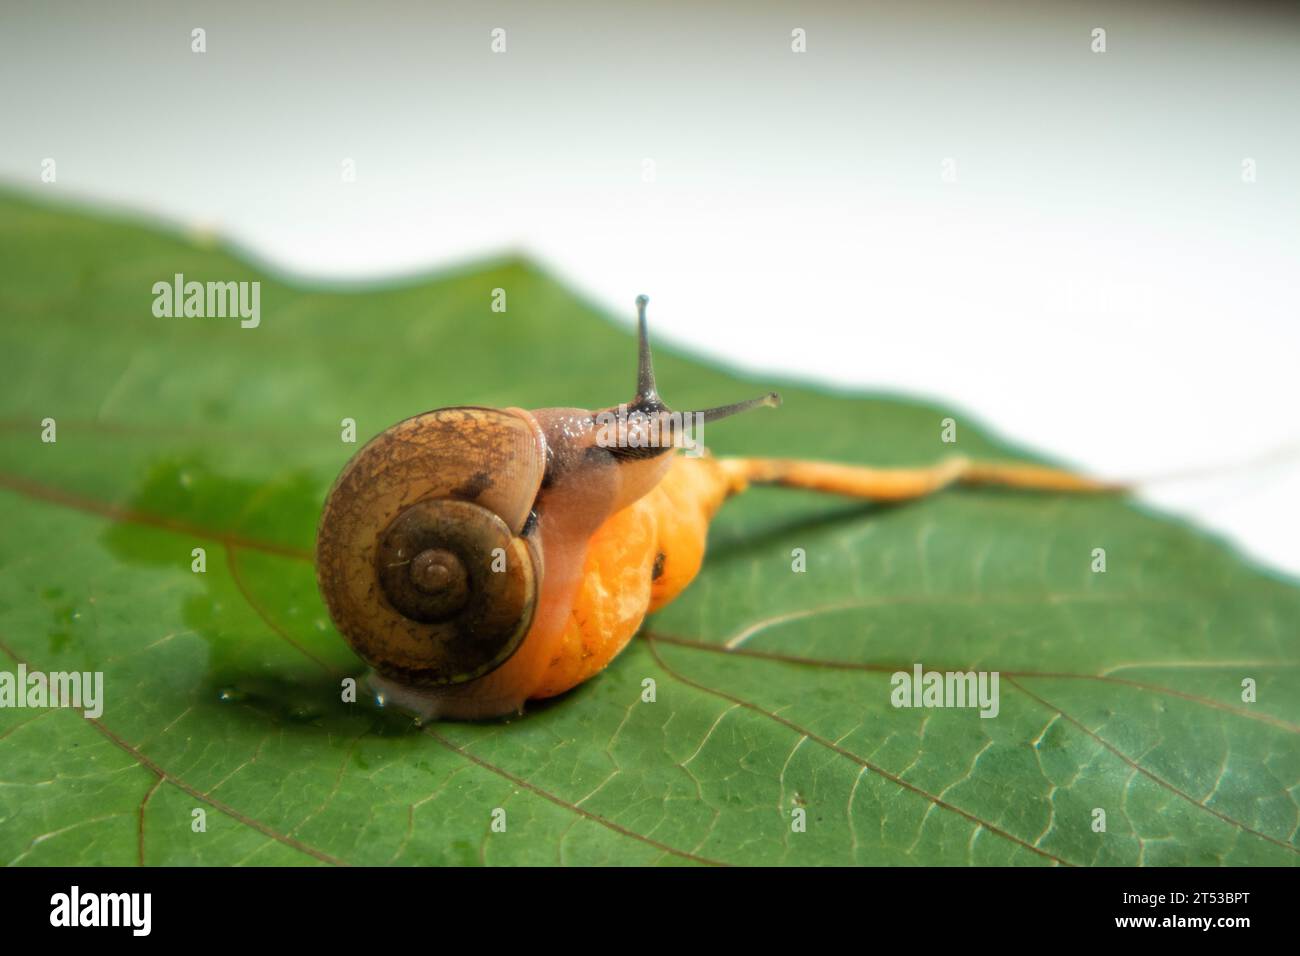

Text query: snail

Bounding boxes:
[316,296,1114,720]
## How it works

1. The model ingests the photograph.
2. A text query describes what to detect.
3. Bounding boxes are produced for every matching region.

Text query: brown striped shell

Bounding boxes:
[315,407,545,686]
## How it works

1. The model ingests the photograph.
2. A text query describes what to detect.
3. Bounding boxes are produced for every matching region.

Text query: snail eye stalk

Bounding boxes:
[633,294,661,410]
[628,294,781,425]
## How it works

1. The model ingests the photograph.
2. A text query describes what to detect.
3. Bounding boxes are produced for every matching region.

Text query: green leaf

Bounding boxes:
[0,190,1296,866]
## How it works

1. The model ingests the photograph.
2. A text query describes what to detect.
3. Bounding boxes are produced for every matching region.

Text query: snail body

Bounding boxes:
[316,297,774,719]
[316,296,1113,721]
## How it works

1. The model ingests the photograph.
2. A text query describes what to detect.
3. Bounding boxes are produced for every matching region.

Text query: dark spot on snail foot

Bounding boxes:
[651,551,666,581]
[451,470,493,500]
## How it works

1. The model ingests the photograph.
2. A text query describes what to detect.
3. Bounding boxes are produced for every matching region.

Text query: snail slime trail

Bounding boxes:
[316,295,1115,721]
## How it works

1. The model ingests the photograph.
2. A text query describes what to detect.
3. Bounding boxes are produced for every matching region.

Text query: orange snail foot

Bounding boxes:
[530,454,744,700]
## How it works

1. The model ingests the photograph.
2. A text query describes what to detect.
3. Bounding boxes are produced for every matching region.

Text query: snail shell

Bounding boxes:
[315,406,544,687]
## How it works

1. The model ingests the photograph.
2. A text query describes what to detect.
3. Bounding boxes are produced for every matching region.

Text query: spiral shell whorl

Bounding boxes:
[315,407,546,686]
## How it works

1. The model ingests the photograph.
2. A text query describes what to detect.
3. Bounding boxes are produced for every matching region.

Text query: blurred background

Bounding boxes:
[2,0,1297,572]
